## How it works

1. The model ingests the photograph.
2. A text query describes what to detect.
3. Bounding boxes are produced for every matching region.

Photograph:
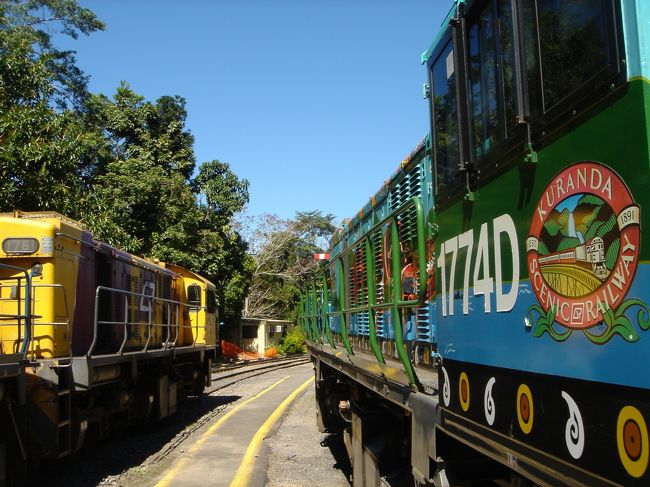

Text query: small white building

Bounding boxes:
[240,318,291,355]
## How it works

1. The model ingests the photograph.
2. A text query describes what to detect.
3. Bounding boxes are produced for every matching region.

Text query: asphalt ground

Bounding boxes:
[266,380,351,487]
[131,362,349,487]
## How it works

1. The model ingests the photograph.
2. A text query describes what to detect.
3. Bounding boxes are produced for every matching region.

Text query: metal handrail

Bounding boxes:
[364,236,384,364]
[321,274,336,348]
[87,286,210,357]
[311,196,427,386]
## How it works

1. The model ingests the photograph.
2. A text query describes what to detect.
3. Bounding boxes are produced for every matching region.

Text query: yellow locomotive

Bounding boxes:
[0,211,218,482]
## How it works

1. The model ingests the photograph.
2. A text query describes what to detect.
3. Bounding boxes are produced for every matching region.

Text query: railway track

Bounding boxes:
[209,354,311,393]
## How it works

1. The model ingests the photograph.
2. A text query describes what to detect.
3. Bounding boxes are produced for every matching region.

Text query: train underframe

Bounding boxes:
[311,346,538,487]
[0,347,214,486]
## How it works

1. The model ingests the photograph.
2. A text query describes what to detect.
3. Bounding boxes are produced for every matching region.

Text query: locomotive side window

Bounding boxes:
[427,0,622,202]
[523,0,620,115]
[498,0,518,135]
[467,0,519,161]
[431,38,461,193]
[206,289,217,314]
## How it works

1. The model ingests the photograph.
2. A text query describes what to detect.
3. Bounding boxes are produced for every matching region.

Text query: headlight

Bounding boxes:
[30,263,43,277]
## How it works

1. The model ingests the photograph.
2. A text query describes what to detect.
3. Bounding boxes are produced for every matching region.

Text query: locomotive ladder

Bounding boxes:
[53,361,72,458]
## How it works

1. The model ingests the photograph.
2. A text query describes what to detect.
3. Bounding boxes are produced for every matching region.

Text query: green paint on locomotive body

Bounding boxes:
[433,77,650,485]
[436,78,650,274]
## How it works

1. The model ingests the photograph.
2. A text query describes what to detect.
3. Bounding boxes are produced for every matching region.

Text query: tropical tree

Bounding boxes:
[244,211,335,321]
[0,0,105,214]
[0,0,254,327]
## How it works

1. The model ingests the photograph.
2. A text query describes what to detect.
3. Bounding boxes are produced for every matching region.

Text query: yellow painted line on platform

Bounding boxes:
[229,376,315,487]
[154,375,290,487]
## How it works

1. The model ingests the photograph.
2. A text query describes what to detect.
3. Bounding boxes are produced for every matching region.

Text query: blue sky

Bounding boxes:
[57,1,450,223]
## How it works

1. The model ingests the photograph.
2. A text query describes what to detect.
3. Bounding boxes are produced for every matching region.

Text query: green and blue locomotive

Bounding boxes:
[303,0,650,485]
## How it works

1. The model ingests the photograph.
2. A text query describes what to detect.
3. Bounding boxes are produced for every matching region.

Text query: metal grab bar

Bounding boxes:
[310,284,323,345]
[364,236,384,364]
[390,219,419,387]
[0,263,33,359]
[336,259,353,355]
[321,274,336,349]
[30,283,71,359]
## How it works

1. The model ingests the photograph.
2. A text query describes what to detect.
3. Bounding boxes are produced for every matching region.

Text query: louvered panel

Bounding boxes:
[375,310,385,338]
[329,314,341,334]
[397,206,418,244]
[350,245,368,308]
[389,164,423,212]
[416,304,432,342]
[348,252,358,308]
[356,311,370,336]
[372,231,385,305]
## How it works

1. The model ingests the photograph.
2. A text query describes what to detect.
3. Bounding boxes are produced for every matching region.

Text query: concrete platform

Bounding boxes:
[150,364,319,487]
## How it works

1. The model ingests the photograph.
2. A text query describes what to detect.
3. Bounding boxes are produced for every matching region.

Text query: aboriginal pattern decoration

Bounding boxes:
[440,360,650,483]
[526,162,649,343]
[561,391,584,460]
[441,366,451,407]
[483,377,496,426]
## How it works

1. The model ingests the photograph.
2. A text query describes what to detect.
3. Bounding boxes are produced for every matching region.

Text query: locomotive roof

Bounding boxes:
[330,136,428,247]
[1,211,181,278]
[164,262,216,289]
[421,1,463,65]
[0,210,86,230]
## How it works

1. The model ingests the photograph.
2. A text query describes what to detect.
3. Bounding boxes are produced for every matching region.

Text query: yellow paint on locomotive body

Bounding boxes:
[0,212,84,359]
[0,212,218,359]
[164,263,218,347]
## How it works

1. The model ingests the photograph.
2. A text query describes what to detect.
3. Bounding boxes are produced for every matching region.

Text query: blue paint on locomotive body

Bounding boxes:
[436,263,650,389]
[622,0,650,80]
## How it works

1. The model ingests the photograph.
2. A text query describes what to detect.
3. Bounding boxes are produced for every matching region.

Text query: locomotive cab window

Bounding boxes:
[429,0,622,195]
[430,35,461,195]
[522,0,622,117]
[467,0,520,163]
[187,284,201,308]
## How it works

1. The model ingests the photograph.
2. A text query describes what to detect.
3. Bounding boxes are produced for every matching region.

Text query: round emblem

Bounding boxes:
[527,162,640,331]
[517,384,534,434]
[459,372,470,412]
[617,406,649,478]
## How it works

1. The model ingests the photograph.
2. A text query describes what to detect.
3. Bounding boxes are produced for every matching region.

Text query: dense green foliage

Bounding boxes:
[278,327,306,355]
[0,0,104,214]
[0,0,252,326]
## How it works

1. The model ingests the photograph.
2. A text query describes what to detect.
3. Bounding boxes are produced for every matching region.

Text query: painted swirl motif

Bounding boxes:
[484,377,496,426]
[561,391,585,459]
[442,366,450,407]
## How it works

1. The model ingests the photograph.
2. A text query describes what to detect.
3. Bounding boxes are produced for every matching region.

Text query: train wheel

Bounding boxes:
[192,369,206,396]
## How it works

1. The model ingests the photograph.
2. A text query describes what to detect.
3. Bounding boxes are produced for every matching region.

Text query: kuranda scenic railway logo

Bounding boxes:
[526,162,649,344]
